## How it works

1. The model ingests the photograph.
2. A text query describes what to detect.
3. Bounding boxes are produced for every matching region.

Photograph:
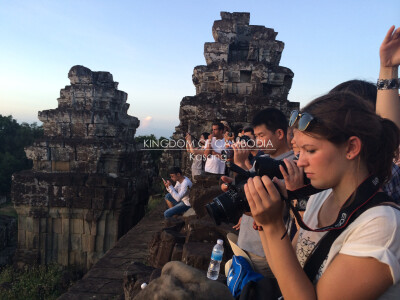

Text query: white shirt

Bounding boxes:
[297,189,400,284]
[166,176,192,206]
[191,146,204,176]
[204,137,227,174]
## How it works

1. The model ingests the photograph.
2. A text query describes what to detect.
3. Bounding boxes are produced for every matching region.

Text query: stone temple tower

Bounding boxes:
[161,12,299,174]
[12,66,152,270]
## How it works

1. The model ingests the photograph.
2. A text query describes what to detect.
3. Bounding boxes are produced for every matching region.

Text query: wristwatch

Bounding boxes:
[376,78,400,90]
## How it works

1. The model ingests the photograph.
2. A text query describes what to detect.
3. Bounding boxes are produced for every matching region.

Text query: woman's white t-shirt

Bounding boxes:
[191,146,204,177]
[296,189,400,284]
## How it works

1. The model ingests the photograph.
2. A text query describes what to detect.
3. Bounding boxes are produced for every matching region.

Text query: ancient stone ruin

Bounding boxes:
[0,215,17,266]
[182,11,298,131]
[148,11,300,298]
[11,65,153,271]
[161,11,299,174]
[55,12,299,300]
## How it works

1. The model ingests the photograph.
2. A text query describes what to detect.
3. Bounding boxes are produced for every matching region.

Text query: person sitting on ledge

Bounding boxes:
[163,167,193,219]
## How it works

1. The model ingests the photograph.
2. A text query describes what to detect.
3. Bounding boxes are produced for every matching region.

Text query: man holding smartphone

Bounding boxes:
[163,167,193,219]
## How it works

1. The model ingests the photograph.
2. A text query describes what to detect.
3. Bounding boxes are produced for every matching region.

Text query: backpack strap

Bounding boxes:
[303,192,397,281]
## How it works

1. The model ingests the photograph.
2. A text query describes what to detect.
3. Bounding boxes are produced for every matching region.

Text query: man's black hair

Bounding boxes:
[252,108,288,136]
[169,166,182,175]
[243,126,254,135]
[212,121,224,131]
[201,132,210,140]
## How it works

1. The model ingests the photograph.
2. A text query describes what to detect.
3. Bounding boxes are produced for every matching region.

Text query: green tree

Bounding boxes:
[134,134,168,162]
[0,115,43,197]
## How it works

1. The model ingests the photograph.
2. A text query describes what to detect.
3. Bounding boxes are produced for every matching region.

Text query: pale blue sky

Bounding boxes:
[0,0,399,137]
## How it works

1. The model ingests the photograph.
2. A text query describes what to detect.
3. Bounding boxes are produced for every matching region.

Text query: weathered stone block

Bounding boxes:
[18,217,26,231]
[31,218,40,234]
[25,146,47,161]
[220,11,250,25]
[171,243,183,262]
[25,231,38,249]
[39,232,48,254]
[12,65,154,273]
[212,20,237,44]
[71,234,82,251]
[237,83,253,94]
[97,217,106,237]
[25,217,34,232]
[17,230,26,247]
[83,220,92,235]
[95,235,105,253]
[88,235,96,252]
[149,229,186,269]
[251,25,278,41]
[72,219,84,234]
[132,261,233,300]
[181,242,214,271]
[70,123,87,137]
[51,161,70,172]
[204,43,229,65]
[68,65,93,84]
[81,234,90,252]
[34,160,52,171]
[61,218,70,248]
[51,147,74,161]
[123,262,155,300]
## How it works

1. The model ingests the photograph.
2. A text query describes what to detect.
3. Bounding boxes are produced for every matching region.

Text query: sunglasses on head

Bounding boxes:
[289,110,315,131]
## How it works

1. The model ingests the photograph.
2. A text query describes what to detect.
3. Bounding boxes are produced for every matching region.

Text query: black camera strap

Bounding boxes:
[303,192,397,281]
[284,174,399,282]
[285,175,381,232]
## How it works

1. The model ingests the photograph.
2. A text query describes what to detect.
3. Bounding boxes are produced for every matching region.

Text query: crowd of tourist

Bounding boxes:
[160,25,400,299]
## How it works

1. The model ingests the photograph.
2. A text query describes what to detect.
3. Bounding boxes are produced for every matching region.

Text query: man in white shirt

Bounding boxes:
[163,167,193,219]
[204,122,228,175]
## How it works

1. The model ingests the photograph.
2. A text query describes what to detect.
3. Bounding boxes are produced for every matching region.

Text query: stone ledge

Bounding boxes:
[59,200,165,299]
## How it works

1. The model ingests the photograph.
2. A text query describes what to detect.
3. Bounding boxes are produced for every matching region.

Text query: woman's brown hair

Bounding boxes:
[299,91,399,183]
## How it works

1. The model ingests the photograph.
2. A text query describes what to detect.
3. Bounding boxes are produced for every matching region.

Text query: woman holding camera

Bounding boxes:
[186,132,209,181]
[244,92,400,300]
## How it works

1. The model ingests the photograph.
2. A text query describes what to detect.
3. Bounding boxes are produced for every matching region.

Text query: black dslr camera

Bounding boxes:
[221,135,253,161]
[205,156,318,225]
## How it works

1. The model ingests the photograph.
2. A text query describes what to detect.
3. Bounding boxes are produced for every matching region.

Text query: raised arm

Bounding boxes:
[185,133,204,155]
[203,134,213,156]
[232,142,252,170]
[376,26,400,129]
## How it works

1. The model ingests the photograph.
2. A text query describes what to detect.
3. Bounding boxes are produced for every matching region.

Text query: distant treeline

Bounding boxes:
[0,115,43,197]
[0,120,168,198]
[134,134,168,162]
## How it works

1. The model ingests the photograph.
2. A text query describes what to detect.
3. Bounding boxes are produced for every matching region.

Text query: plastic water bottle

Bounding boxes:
[207,239,224,280]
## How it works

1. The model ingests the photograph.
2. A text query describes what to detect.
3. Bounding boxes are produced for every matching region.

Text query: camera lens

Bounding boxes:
[205,184,249,225]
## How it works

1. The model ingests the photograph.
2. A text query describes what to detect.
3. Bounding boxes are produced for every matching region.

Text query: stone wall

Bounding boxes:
[12,66,154,271]
[0,215,17,266]
[0,196,7,206]
[160,12,299,176]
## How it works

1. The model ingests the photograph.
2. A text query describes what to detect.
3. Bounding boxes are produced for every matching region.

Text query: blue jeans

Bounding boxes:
[164,193,190,218]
